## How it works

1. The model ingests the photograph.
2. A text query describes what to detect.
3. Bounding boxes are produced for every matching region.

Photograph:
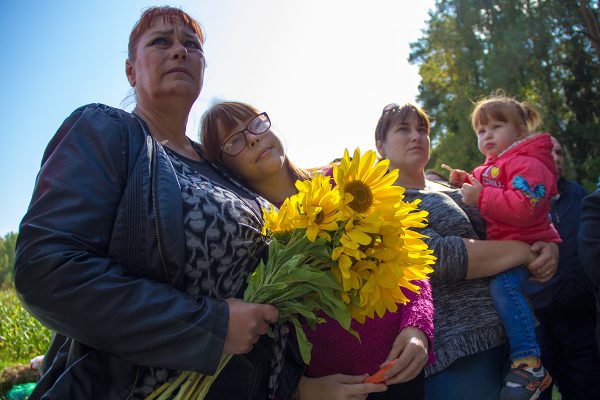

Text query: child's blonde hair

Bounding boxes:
[471,94,541,137]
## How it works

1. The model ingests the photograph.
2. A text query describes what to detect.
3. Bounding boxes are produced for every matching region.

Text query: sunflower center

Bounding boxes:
[315,210,325,225]
[346,180,373,213]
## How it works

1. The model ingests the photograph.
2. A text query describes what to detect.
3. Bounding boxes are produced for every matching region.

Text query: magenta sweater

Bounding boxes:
[303,280,435,377]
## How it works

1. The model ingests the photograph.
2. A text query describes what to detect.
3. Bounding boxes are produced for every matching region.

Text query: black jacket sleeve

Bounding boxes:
[14,105,228,373]
[579,190,600,288]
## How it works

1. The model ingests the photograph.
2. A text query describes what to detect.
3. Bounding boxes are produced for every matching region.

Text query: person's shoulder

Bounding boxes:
[69,103,135,124]
[566,179,588,195]
[581,190,600,216]
[406,185,458,206]
[42,104,139,165]
[584,189,600,203]
[61,103,142,141]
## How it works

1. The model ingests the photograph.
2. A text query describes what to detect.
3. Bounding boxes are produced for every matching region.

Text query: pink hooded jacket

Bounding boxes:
[473,133,561,244]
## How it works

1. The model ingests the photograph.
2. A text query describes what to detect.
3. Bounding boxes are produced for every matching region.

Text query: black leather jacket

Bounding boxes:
[14,104,302,399]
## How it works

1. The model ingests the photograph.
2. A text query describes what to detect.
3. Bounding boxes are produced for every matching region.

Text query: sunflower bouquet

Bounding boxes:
[145,148,436,400]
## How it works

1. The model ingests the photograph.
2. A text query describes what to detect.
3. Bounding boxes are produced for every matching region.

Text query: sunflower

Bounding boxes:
[333,148,405,216]
[331,253,366,292]
[333,184,436,323]
[262,196,307,235]
[294,173,341,241]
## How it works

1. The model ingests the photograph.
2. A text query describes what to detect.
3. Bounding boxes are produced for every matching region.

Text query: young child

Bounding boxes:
[200,101,434,400]
[443,95,559,400]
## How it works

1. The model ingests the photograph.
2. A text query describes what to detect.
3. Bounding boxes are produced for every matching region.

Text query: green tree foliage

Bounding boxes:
[410,0,600,190]
[0,232,18,288]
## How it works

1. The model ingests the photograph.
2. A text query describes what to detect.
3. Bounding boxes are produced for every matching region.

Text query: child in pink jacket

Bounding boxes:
[444,95,560,400]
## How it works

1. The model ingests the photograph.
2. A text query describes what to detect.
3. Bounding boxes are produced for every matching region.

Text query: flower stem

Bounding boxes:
[151,371,192,400]
[182,354,233,400]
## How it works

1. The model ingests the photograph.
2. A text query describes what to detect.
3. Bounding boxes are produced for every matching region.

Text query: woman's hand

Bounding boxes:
[442,164,469,187]
[526,241,559,282]
[298,374,387,400]
[380,327,428,384]
[223,298,279,354]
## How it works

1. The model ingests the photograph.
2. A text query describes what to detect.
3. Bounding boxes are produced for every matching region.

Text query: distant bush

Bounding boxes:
[0,232,17,289]
[0,289,51,365]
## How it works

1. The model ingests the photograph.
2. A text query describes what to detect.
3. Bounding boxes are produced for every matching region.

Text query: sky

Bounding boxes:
[0,0,435,235]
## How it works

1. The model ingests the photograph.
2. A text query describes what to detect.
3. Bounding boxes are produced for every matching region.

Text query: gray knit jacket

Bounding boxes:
[403,187,506,377]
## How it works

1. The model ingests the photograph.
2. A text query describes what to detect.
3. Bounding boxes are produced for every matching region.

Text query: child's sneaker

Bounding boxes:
[500,361,552,400]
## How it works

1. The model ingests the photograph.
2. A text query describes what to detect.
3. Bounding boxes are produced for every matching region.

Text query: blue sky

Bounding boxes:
[0,0,434,235]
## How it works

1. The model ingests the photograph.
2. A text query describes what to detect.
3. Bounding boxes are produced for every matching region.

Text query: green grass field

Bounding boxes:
[0,289,51,367]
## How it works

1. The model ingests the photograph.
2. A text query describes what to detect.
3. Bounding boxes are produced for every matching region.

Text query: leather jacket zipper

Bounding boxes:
[148,137,171,284]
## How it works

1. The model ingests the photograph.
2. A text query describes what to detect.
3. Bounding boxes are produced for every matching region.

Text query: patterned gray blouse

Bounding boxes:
[134,145,270,399]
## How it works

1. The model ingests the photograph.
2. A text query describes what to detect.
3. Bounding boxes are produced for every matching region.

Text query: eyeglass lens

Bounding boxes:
[247,113,270,133]
[222,113,271,156]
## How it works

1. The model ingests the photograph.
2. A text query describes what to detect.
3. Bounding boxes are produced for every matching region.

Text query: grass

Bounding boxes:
[552,386,560,399]
[0,288,51,366]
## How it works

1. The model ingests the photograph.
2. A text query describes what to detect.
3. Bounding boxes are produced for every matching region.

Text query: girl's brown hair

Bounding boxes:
[128,6,205,60]
[471,95,541,136]
[374,103,431,144]
[200,101,311,182]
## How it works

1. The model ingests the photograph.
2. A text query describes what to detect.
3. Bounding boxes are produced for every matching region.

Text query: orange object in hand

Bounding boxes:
[363,359,397,384]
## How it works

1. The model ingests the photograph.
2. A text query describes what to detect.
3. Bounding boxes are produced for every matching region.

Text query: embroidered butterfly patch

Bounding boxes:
[512,176,546,206]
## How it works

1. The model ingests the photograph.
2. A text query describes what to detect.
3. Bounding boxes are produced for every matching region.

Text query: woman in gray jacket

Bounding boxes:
[373,103,558,400]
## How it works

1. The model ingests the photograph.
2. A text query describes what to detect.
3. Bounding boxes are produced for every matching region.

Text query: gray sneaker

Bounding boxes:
[500,362,552,400]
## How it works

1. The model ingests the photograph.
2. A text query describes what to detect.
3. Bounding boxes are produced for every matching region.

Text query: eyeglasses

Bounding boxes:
[377,103,401,139]
[221,112,271,157]
[382,103,401,115]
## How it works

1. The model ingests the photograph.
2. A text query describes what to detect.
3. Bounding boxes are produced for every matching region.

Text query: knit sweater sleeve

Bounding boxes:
[411,190,477,286]
[446,190,487,239]
[398,279,436,365]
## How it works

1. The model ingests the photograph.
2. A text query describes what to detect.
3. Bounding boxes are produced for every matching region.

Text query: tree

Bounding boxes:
[410,0,600,190]
[577,0,600,58]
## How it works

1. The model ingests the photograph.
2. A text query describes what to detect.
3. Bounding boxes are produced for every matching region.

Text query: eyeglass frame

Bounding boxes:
[220,112,271,157]
[377,103,401,141]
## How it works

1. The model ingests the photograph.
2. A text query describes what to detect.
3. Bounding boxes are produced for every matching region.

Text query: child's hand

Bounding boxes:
[460,175,482,206]
[441,164,469,188]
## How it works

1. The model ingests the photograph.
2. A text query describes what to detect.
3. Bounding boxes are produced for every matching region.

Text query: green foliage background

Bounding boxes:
[410,0,599,191]
[0,232,52,367]
[0,233,17,289]
[0,289,51,367]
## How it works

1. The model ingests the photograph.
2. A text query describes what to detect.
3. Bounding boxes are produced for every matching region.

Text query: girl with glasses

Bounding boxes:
[374,102,559,400]
[200,101,435,400]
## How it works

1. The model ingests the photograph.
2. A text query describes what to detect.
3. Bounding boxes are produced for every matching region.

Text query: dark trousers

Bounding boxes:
[537,315,600,400]
[369,370,425,400]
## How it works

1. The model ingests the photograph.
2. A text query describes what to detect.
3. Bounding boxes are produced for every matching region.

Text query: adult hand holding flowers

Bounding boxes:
[223,299,279,354]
